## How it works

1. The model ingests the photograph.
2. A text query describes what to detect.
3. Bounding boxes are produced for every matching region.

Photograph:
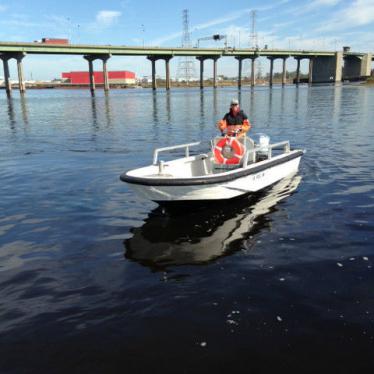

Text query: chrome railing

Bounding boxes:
[153,141,201,165]
[242,140,290,167]
[264,141,290,159]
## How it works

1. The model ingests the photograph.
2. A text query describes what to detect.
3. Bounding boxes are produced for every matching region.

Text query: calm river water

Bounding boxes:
[1,85,374,373]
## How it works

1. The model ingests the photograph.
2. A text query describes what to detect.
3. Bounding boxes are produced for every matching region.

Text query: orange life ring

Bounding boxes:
[214,137,245,165]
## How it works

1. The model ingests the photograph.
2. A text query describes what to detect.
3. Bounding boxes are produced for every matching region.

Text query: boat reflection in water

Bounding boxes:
[124,174,302,270]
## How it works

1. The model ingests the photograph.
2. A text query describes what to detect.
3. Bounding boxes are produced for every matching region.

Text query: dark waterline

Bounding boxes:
[1,85,374,373]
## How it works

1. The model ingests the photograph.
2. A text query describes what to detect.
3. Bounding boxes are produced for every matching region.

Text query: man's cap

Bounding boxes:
[230,98,239,105]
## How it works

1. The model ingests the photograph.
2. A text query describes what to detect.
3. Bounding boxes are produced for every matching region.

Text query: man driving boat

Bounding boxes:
[217,99,251,137]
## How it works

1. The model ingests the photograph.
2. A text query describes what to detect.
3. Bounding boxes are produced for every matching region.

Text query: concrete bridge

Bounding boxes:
[0,41,372,93]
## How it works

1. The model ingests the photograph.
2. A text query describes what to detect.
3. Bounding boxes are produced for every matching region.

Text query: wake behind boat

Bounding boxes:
[120,134,304,203]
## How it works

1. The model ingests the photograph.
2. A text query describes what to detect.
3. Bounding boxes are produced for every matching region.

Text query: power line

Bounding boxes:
[250,10,258,49]
[176,9,196,83]
[249,10,258,82]
[182,9,191,48]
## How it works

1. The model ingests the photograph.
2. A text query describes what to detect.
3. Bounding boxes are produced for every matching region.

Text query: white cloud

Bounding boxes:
[192,0,291,31]
[192,10,251,32]
[0,14,72,39]
[257,0,291,11]
[312,0,340,6]
[149,31,183,46]
[96,10,121,27]
[317,0,374,32]
[304,0,341,11]
[285,0,341,16]
[0,4,7,12]
[0,19,50,28]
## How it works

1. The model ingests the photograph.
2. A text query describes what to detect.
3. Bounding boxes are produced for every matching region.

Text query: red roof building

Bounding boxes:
[62,71,136,85]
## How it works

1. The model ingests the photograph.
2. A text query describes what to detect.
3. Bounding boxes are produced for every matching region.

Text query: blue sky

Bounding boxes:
[0,0,373,80]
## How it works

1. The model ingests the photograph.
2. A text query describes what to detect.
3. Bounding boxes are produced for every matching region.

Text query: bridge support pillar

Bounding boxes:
[343,52,372,81]
[151,59,156,90]
[88,58,95,93]
[0,52,27,94]
[195,56,220,88]
[147,55,173,90]
[250,57,256,87]
[360,53,372,77]
[103,59,109,91]
[0,55,12,94]
[146,56,157,90]
[308,57,314,84]
[165,57,171,90]
[235,57,243,88]
[16,53,26,93]
[200,58,204,89]
[335,52,343,82]
[310,52,342,83]
[282,57,287,85]
[235,56,256,88]
[84,55,96,93]
[196,57,205,89]
[83,54,112,92]
[100,54,111,91]
[268,57,274,87]
[212,57,218,88]
[237,57,242,88]
[295,58,301,84]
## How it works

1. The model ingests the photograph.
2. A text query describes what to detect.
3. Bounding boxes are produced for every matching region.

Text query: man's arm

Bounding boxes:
[217,113,228,134]
[238,112,251,137]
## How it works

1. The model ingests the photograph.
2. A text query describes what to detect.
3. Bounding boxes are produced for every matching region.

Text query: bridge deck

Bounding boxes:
[0,41,360,57]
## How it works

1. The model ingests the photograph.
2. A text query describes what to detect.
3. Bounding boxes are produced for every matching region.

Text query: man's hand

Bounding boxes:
[217,119,227,132]
[237,130,246,138]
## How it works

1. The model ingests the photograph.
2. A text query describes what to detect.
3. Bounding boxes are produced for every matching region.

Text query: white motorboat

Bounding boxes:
[120,135,304,203]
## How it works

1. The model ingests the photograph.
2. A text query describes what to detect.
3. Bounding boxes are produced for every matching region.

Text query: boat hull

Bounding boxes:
[125,152,302,202]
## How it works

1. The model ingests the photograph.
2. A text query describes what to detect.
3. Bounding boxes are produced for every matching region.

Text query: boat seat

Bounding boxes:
[242,137,255,165]
[213,136,255,169]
